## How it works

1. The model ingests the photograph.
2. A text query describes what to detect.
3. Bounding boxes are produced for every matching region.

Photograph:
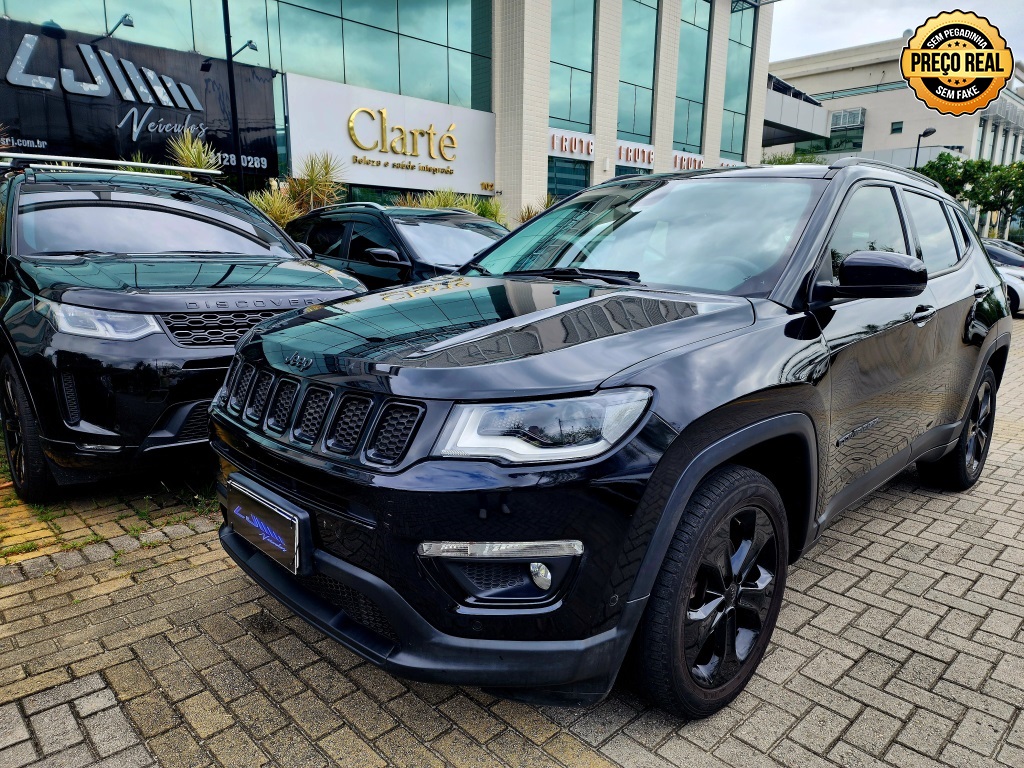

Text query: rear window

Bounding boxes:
[17,185,298,258]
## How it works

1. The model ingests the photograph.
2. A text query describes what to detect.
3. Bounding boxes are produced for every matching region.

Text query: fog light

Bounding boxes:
[530,562,552,590]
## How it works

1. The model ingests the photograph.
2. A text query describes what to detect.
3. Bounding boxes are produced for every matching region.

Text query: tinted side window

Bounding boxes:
[306,220,348,257]
[827,185,907,275]
[348,221,399,264]
[904,192,958,274]
[954,209,985,253]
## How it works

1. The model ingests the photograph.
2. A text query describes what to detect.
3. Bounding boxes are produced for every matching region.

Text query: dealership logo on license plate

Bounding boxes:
[232,505,288,553]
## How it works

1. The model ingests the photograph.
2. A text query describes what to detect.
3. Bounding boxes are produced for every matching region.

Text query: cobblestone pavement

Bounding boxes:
[1,320,1023,768]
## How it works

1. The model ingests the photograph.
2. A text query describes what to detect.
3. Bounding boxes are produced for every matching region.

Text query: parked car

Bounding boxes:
[984,240,1024,315]
[286,203,508,289]
[211,159,1011,718]
[0,154,366,502]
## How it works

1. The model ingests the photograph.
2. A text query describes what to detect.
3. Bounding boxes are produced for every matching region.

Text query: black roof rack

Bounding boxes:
[827,157,942,189]
[0,153,222,183]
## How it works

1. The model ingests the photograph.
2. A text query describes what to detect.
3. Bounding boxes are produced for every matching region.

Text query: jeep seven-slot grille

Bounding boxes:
[219,363,423,465]
[227,364,256,413]
[267,380,299,432]
[244,371,274,423]
[294,389,332,443]
[366,404,422,465]
[160,310,282,347]
[327,396,373,455]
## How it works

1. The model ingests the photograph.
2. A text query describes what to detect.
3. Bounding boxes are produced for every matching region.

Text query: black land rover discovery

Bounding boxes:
[211,160,1012,717]
[0,156,364,501]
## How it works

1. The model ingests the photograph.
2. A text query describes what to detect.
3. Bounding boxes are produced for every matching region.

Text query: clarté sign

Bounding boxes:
[0,19,277,177]
[901,10,1013,116]
[287,74,495,194]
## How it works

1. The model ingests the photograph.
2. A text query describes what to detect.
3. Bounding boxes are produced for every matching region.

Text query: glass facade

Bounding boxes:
[614,165,653,176]
[673,0,710,154]
[720,4,756,161]
[549,0,596,133]
[547,157,590,199]
[617,0,659,143]
[12,0,492,111]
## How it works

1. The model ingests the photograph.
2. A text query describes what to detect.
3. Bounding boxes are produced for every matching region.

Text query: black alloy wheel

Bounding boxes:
[638,465,788,718]
[0,356,51,502]
[685,505,779,688]
[918,366,997,491]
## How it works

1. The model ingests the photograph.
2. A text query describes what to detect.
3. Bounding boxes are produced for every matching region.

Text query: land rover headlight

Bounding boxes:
[435,388,651,463]
[40,300,161,341]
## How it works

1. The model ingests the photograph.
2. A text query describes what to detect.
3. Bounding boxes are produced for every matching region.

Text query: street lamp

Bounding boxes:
[231,40,257,58]
[104,13,134,38]
[914,127,937,170]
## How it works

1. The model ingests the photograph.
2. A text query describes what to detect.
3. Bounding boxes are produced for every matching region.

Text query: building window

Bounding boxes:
[976,118,987,159]
[673,0,710,154]
[795,108,864,154]
[720,4,756,161]
[891,121,903,134]
[547,157,591,198]
[549,0,596,133]
[614,166,653,177]
[618,0,659,143]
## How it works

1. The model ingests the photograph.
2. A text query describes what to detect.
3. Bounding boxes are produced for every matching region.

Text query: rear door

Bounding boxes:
[815,182,943,521]
[303,217,350,267]
[904,194,994,439]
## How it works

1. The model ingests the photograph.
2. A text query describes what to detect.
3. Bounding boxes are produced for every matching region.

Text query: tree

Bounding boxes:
[965,161,1024,237]
[918,152,967,199]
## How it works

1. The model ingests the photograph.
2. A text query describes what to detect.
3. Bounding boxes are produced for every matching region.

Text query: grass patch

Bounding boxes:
[1,496,20,508]
[1,540,38,557]
[31,504,60,522]
[140,541,162,549]
[125,524,147,539]
[111,550,124,565]
[113,512,131,522]
[59,534,105,552]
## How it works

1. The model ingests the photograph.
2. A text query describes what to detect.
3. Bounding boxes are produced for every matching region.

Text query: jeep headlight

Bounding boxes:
[435,388,651,463]
[40,300,161,341]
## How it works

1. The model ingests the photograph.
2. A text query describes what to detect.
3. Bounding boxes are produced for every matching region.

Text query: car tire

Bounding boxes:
[917,367,996,492]
[637,464,788,719]
[0,356,52,502]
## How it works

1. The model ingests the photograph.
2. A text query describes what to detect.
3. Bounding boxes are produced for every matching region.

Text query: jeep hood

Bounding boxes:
[242,276,754,399]
[17,255,364,312]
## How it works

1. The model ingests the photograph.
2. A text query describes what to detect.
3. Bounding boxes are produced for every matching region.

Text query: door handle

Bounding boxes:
[912,305,937,326]
[974,284,991,299]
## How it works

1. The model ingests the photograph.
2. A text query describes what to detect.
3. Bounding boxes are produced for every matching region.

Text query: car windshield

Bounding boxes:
[468,177,824,296]
[988,246,1024,268]
[17,186,298,258]
[393,213,507,267]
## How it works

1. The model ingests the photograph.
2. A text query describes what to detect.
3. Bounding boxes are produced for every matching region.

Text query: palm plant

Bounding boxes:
[288,152,345,214]
[166,131,222,175]
[473,196,507,226]
[516,202,542,226]
[247,186,301,227]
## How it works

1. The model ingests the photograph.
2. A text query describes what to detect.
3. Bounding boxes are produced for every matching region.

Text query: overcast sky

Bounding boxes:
[770,1,1024,64]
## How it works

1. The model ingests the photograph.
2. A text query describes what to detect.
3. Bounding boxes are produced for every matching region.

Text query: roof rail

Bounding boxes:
[442,207,476,214]
[0,152,222,177]
[25,164,185,180]
[306,201,388,215]
[827,157,942,189]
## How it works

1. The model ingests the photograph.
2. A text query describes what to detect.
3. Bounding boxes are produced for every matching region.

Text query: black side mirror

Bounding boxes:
[834,251,927,298]
[366,248,411,268]
[296,243,313,258]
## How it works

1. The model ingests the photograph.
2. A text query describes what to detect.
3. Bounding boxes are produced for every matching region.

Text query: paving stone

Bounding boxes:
[30,704,83,754]
[84,707,140,757]
[22,674,104,714]
[0,704,29,750]
[73,688,117,718]
[0,740,36,768]
[177,692,233,740]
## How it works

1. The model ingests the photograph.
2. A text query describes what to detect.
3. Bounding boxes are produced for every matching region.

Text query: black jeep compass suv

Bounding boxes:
[211,160,1012,717]
[0,155,364,501]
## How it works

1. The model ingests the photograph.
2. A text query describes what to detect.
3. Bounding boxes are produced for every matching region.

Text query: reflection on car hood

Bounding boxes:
[243,276,755,398]
[17,255,364,311]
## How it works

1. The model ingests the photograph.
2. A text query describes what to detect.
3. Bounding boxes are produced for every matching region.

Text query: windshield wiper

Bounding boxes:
[503,267,642,285]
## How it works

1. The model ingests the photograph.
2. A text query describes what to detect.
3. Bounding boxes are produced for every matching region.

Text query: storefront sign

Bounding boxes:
[0,19,277,180]
[616,140,655,169]
[548,128,595,160]
[287,74,495,195]
[672,151,705,170]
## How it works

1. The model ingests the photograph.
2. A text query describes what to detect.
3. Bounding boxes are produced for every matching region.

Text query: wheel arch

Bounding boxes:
[627,412,818,604]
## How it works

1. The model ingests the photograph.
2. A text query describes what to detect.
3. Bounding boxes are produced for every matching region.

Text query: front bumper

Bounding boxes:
[220,517,645,703]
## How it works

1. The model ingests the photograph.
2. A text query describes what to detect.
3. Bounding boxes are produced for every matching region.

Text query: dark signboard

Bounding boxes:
[0,19,277,182]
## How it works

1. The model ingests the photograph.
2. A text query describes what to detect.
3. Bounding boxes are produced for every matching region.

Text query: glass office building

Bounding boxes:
[5,0,772,216]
